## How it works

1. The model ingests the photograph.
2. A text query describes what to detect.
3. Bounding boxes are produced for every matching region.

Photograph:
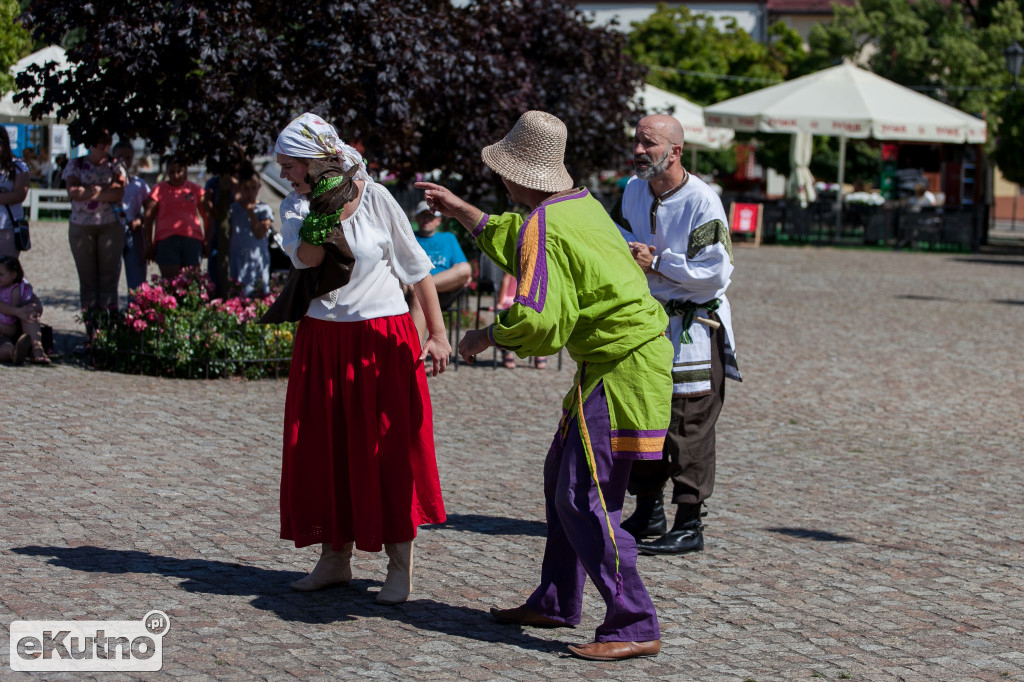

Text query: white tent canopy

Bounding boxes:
[704,60,987,144]
[0,46,71,124]
[637,83,735,150]
[704,60,987,236]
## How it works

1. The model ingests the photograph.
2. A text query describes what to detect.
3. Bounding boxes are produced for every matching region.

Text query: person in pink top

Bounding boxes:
[0,255,49,365]
[143,155,211,279]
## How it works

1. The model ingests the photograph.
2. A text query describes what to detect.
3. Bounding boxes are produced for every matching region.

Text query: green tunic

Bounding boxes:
[472,188,673,458]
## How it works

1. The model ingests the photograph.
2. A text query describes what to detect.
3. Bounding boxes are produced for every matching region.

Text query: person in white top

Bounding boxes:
[617,114,742,556]
[906,183,936,212]
[273,113,448,606]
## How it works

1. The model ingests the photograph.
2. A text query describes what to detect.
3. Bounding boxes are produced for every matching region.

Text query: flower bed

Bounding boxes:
[90,268,296,379]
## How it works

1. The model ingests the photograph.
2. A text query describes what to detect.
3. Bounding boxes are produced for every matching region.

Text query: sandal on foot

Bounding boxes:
[12,334,31,365]
[502,351,517,370]
[533,357,548,370]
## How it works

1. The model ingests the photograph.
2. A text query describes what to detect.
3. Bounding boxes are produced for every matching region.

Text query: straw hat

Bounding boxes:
[481,111,573,193]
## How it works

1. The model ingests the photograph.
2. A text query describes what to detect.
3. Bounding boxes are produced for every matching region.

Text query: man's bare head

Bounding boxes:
[638,115,685,146]
[633,115,685,181]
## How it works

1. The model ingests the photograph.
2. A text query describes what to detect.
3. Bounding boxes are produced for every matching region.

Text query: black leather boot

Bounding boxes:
[621,496,667,538]
[638,503,704,556]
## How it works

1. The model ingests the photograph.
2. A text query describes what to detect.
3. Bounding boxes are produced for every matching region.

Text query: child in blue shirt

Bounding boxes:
[407,200,471,342]
[113,141,152,291]
[228,167,272,297]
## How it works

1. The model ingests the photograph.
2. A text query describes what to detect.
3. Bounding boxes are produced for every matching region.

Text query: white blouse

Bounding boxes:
[280,182,433,322]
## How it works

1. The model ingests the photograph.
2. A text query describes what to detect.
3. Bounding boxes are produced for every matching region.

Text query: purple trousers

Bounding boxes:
[525,382,660,642]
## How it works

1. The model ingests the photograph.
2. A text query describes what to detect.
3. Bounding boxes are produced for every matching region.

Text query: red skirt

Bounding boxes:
[280,314,446,552]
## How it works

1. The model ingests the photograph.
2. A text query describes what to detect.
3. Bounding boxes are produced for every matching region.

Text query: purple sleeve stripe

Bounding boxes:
[471,212,489,238]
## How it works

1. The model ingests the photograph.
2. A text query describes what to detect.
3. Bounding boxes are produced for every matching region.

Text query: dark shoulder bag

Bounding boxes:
[5,204,30,251]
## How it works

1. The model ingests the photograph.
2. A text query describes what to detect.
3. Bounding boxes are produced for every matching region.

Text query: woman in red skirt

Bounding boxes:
[275,113,449,604]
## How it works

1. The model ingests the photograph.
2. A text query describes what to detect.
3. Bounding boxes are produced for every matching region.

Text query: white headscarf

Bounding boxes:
[275,112,371,182]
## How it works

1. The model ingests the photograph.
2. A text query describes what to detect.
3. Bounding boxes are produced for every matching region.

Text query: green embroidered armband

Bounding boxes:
[687,219,734,264]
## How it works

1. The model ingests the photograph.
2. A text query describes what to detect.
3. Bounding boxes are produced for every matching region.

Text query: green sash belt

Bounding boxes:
[663,298,721,344]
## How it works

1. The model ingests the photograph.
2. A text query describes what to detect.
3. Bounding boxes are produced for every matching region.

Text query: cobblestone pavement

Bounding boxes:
[1,223,1023,681]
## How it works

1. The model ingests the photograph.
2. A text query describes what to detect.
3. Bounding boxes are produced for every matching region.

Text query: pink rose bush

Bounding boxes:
[90,268,296,379]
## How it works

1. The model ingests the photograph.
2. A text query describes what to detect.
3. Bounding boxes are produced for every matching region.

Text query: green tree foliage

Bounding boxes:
[627,5,808,106]
[14,0,643,193]
[0,0,33,92]
[807,0,1023,116]
[627,5,821,180]
[956,0,1024,29]
[807,0,1024,181]
[991,88,1024,182]
[628,1,1023,186]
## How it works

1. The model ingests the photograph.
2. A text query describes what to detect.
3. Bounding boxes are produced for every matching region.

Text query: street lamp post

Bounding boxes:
[1004,41,1023,230]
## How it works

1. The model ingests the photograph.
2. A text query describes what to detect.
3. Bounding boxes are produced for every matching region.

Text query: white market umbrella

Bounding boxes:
[0,46,71,124]
[637,83,735,153]
[703,60,986,143]
[704,60,987,236]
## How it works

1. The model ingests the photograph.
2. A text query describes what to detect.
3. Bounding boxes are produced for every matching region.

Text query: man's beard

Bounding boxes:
[634,148,671,180]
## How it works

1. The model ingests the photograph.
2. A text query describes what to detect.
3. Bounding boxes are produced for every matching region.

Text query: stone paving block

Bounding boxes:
[2,225,1023,680]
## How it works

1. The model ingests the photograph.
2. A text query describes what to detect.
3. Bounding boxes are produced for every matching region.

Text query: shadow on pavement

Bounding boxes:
[11,545,566,655]
[894,294,957,302]
[40,289,86,309]
[425,513,546,537]
[764,527,857,543]
[951,256,1024,266]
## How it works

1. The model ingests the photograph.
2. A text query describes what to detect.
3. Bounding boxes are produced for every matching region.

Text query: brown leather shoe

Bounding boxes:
[567,639,661,661]
[489,605,573,628]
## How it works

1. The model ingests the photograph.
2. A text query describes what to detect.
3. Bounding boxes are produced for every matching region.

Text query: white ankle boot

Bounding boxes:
[375,541,413,604]
[290,542,353,591]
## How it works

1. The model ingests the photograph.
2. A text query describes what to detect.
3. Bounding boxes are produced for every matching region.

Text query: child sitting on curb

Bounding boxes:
[0,255,49,365]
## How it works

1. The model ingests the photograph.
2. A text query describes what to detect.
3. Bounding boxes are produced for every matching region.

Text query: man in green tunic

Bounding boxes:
[416,110,673,662]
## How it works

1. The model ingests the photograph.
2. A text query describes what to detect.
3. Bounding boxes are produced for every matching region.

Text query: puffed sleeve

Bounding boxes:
[279,192,310,269]
[486,208,579,357]
[654,197,734,299]
[371,183,433,285]
[471,210,524,275]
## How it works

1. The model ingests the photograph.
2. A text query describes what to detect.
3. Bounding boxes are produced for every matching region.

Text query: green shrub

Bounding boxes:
[89,268,296,379]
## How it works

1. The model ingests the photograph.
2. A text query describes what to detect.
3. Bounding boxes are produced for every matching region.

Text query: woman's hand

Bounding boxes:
[420,332,451,376]
[457,329,492,364]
